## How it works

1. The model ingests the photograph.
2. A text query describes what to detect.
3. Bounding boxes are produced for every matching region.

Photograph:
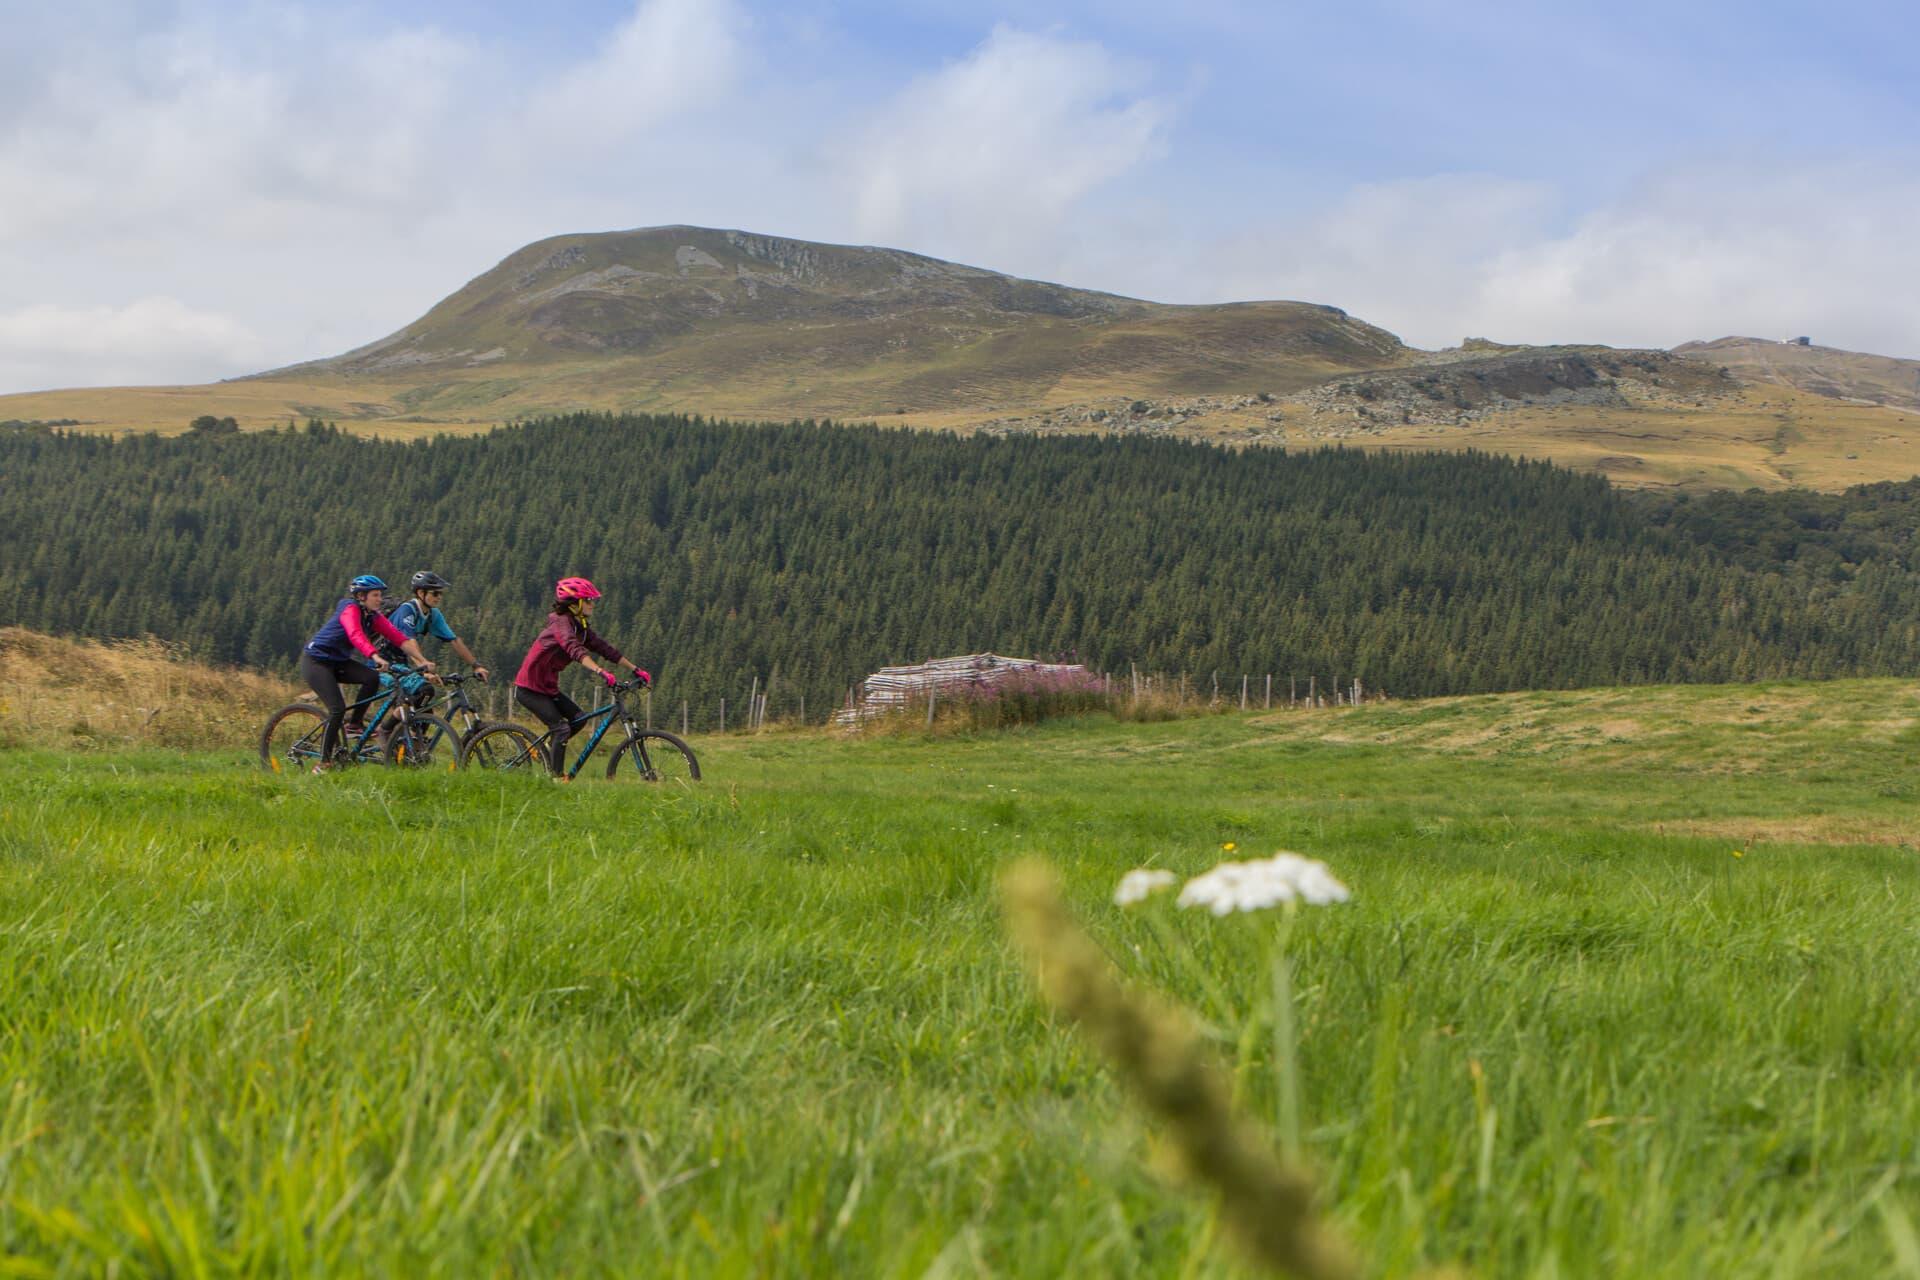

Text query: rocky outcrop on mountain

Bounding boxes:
[1675,336,1920,413]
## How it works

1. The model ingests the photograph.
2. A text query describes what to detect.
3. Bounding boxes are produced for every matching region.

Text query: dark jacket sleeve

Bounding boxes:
[582,626,624,665]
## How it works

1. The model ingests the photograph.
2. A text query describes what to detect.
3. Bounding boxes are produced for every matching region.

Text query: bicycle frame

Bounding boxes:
[331,664,453,759]
[416,674,482,735]
[513,690,632,778]
[336,680,402,759]
[562,702,626,778]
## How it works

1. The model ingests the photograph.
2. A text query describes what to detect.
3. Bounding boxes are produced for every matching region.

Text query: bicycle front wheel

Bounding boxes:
[259,703,327,774]
[605,730,701,783]
[387,714,458,769]
[459,722,544,773]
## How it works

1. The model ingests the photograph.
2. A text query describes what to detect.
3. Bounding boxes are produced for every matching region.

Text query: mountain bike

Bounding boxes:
[258,664,461,773]
[458,679,700,782]
[417,671,487,746]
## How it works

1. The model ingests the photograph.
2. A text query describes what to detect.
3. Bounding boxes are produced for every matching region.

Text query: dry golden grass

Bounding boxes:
[1355,383,1920,490]
[0,627,297,749]
[13,369,1919,492]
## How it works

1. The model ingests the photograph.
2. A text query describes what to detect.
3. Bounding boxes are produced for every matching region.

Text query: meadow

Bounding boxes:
[3,681,1920,1275]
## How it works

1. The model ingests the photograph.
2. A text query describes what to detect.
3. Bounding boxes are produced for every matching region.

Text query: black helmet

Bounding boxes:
[411,570,451,592]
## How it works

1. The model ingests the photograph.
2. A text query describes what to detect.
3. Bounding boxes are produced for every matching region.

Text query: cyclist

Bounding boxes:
[378,569,490,709]
[301,574,436,772]
[512,576,649,780]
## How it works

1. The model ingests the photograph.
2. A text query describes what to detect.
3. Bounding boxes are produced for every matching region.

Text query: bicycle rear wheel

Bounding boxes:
[386,714,458,769]
[259,703,327,774]
[459,722,544,772]
[605,730,701,783]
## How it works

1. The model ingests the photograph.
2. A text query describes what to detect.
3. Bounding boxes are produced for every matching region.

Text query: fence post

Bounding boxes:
[645,689,652,730]
[799,693,806,726]
[1240,674,1248,711]
[1308,675,1315,707]
[748,676,759,730]
[926,687,937,728]
[720,698,726,734]
[682,700,688,736]
[1265,673,1272,710]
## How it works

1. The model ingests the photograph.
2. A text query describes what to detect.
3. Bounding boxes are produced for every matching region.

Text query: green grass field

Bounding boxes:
[4,683,1920,1276]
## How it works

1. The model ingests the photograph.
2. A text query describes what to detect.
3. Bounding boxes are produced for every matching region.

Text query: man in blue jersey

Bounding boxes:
[383,570,490,683]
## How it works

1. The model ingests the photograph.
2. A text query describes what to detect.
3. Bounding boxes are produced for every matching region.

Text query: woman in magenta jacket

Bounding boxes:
[512,577,649,779]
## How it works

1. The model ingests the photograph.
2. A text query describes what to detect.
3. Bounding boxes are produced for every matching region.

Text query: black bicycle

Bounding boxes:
[258,665,465,773]
[458,679,700,782]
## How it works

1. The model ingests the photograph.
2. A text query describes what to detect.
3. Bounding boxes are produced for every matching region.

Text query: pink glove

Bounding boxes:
[634,668,652,688]
[601,669,619,688]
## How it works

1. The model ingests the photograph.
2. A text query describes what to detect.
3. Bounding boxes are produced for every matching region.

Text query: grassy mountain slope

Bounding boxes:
[238,226,1408,423]
[1676,335,1920,413]
[6,227,1920,491]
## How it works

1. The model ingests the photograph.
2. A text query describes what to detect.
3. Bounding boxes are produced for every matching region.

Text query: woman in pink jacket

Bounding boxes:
[301,574,435,770]
[512,577,649,780]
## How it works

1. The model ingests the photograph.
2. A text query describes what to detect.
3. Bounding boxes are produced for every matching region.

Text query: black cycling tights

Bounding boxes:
[301,652,380,763]
[515,687,586,776]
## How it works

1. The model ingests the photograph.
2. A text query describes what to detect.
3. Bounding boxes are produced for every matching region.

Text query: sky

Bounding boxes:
[2,0,1917,393]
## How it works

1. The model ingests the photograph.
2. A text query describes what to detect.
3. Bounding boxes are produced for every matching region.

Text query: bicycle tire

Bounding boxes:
[605,729,702,783]
[458,722,544,772]
[386,714,458,769]
[259,703,327,774]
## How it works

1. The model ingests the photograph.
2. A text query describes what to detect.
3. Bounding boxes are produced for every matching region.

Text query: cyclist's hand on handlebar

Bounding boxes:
[418,659,438,674]
[634,668,652,688]
[472,666,490,683]
[371,656,392,673]
[601,669,619,689]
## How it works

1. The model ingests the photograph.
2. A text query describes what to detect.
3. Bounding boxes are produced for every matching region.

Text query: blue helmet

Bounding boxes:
[348,574,388,594]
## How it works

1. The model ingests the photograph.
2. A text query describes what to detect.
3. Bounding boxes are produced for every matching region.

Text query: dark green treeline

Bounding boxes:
[2,414,1918,719]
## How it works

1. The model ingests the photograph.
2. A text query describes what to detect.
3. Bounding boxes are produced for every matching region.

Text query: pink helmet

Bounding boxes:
[555,576,602,603]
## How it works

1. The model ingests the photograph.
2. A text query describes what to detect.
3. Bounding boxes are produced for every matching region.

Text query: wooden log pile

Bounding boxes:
[834,653,1088,726]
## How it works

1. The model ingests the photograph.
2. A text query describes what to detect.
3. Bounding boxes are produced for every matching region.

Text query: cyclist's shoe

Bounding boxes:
[550,774,572,784]
[311,762,333,776]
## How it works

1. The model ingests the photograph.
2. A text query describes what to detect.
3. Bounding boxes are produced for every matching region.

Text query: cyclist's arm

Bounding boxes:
[371,612,435,673]
[451,636,488,680]
[339,605,393,670]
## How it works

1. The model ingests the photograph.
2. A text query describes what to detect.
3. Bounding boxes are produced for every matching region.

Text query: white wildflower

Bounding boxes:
[1113,868,1178,907]
[1177,852,1351,916]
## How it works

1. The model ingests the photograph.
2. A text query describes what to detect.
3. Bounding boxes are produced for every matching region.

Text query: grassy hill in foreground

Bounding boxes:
[7,225,1920,491]
[3,678,1919,1274]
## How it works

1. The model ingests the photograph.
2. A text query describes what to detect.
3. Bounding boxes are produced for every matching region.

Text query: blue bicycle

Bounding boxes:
[258,666,470,773]
[458,679,700,782]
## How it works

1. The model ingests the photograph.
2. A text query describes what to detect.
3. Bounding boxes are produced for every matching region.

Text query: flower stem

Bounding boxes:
[1272,906,1303,1161]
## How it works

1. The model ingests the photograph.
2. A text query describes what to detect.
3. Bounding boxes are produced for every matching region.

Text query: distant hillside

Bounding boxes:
[1674,336,1920,413]
[7,415,1920,713]
[6,227,1920,492]
[243,225,1407,421]
[11,418,1920,710]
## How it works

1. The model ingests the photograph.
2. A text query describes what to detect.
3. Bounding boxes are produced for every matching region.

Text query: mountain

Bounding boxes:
[246,225,1407,421]
[1673,336,1920,413]
[5,226,1920,492]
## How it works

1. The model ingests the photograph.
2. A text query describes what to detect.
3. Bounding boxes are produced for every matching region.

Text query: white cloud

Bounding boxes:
[1153,160,1920,358]
[4,1,1917,400]
[524,0,745,152]
[841,26,1172,270]
[0,298,268,391]
[1471,160,1920,353]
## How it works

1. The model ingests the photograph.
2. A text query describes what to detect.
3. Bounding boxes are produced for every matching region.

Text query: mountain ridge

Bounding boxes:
[5,225,1920,492]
